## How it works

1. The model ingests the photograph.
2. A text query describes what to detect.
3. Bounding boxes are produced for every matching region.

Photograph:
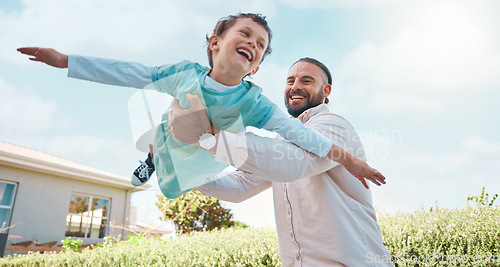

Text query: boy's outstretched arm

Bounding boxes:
[17,47,68,68]
[18,47,153,89]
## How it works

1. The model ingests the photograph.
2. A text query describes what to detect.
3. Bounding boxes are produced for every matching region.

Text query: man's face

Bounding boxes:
[284,61,331,117]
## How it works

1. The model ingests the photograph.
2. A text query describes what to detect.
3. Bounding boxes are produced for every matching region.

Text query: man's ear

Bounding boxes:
[208,35,220,52]
[323,83,332,98]
[247,66,260,77]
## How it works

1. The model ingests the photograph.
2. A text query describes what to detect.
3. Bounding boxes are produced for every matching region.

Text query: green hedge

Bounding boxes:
[379,205,500,266]
[0,228,280,267]
[1,206,499,266]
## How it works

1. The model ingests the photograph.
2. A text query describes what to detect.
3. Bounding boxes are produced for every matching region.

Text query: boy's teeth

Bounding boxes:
[237,49,252,61]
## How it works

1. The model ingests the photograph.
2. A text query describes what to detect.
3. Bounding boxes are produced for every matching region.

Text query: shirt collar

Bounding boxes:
[297,104,330,123]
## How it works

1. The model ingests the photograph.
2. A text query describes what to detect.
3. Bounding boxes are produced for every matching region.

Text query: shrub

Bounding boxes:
[60,237,82,253]
[0,228,280,266]
[379,205,500,266]
[1,189,499,266]
[156,190,235,235]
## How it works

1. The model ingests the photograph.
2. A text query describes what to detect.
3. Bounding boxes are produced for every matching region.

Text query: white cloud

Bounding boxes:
[0,78,58,136]
[0,78,139,175]
[2,0,187,63]
[276,0,399,9]
[2,0,279,65]
[334,0,500,114]
[251,61,290,112]
[222,189,276,228]
[369,139,500,214]
[370,137,500,184]
[463,137,500,155]
[4,134,141,178]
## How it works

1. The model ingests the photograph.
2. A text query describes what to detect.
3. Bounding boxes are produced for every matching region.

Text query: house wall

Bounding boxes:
[0,164,132,245]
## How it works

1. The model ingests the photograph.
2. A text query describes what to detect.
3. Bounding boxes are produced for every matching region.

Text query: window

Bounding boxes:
[65,194,110,239]
[0,181,17,233]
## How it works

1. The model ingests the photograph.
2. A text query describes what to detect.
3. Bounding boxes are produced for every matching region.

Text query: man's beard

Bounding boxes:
[285,91,324,117]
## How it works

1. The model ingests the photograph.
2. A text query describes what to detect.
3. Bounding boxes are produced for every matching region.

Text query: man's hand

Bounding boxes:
[168,93,212,146]
[17,47,68,68]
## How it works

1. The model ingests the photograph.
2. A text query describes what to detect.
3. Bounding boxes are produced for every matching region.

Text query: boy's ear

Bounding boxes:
[247,66,259,77]
[208,35,220,52]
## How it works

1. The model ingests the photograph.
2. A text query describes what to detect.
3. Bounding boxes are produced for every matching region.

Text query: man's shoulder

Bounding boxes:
[308,108,356,130]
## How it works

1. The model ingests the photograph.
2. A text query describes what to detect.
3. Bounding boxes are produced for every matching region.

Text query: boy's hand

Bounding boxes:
[17,47,68,68]
[149,144,154,164]
[343,157,386,189]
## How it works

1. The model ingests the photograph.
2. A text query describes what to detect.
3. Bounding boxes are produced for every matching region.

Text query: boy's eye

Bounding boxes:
[257,42,264,49]
[241,31,249,37]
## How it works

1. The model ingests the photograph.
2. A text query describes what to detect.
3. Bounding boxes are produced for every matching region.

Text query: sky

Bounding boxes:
[1,0,499,229]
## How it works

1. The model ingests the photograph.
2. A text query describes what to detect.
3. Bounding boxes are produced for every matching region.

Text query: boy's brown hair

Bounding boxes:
[206,13,273,68]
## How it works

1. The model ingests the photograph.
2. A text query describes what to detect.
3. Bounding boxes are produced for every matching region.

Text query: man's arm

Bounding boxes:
[214,130,338,182]
[168,95,385,187]
[167,96,341,181]
[18,47,154,89]
[198,170,272,203]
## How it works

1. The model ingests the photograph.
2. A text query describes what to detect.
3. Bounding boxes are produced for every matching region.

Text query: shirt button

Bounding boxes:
[287,210,291,215]
[290,233,293,238]
[296,255,300,261]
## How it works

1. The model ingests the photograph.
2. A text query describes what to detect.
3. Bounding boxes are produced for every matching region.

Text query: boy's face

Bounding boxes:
[284,61,331,117]
[210,18,269,77]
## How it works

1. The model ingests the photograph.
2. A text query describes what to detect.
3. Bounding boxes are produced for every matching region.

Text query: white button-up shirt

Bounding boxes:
[199,104,393,266]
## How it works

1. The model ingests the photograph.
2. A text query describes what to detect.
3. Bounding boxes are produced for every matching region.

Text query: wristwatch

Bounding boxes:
[199,133,216,150]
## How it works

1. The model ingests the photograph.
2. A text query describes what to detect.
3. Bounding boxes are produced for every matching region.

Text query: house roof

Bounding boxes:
[0,141,150,192]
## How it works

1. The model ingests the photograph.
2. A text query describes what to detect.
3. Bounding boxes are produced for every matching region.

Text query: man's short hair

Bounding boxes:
[293,57,332,104]
[206,13,273,68]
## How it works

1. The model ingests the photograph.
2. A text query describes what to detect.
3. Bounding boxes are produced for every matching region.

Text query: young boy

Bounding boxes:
[18,13,385,199]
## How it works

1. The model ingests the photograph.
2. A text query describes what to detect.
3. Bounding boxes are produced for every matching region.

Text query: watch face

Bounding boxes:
[199,133,216,150]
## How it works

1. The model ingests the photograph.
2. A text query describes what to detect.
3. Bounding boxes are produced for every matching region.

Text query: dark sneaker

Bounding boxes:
[131,153,155,186]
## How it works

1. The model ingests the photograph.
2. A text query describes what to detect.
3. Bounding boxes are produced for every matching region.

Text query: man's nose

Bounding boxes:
[290,81,300,90]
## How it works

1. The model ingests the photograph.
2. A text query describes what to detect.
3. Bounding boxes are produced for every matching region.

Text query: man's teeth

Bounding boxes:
[237,49,252,61]
[291,95,305,100]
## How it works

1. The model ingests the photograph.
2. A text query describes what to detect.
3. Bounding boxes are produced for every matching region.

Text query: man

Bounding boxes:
[169,58,393,266]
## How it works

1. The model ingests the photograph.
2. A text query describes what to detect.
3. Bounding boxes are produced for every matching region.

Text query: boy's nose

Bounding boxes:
[247,40,256,48]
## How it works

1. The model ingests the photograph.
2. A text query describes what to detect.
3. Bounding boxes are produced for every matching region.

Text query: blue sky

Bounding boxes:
[1,0,499,228]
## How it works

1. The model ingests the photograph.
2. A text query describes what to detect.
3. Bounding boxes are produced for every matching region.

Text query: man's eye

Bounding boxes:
[304,80,312,84]
[287,80,294,84]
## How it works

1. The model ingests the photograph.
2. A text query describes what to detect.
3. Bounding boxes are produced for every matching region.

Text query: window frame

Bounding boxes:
[65,192,111,239]
[0,180,18,234]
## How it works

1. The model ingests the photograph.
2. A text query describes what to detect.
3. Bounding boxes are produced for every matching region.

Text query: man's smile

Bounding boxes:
[288,93,307,105]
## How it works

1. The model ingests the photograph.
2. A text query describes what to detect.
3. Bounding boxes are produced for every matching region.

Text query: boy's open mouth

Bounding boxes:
[237,48,253,61]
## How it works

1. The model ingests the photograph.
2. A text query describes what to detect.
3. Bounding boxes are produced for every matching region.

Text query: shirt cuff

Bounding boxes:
[67,55,79,78]
[214,131,248,168]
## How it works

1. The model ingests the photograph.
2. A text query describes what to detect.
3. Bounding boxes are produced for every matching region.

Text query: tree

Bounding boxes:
[156,190,235,234]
